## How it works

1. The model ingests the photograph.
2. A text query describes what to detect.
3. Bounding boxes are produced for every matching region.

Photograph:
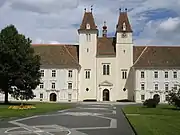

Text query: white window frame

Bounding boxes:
[165,71,168,78]
[40,83,44,89]
[141,83,145,90]
[103,64,110,75]
[52,70,56,77]
[68,70,72,78]
[122,69,127,79]
[154,71,158,78]
[173,71,177,78]
[68,82,72,89]
[86,34,91,42]
[51,82,55,89]
[85,69,91,79]
[141,71,144,78]
[165,83,169,91]
[155,83,158,90]
[40,70,44,77]
[40,93,43,99]
[141,95,145,100]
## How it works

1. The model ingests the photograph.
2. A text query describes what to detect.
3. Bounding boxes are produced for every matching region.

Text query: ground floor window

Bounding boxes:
[141,94,145,100]
[40,93,43,99]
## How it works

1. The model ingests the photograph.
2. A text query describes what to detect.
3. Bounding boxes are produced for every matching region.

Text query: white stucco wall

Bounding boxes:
[135,69,180,103]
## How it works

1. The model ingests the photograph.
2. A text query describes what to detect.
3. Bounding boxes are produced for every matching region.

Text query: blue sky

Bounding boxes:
[0,0,180,45]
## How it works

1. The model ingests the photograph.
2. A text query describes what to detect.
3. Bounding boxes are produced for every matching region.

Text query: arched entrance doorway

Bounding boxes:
[153,94,160,103]
[103,89,110,101]
[50,93,57,102]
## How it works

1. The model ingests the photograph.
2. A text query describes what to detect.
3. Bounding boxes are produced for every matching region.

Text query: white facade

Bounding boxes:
[135,69,180,103]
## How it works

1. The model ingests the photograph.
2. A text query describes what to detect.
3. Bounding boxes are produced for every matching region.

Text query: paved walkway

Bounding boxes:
[0,103,135,135]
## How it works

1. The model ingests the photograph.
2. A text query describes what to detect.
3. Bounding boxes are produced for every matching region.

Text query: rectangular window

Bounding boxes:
[141,95,145,100]
[40,83,44,89]
[86,34,91,42]
[122,70,127,79]
[85,69,91,79]
[68,83,72,89]
[165,83,169,91]
[154,71,158,78]
[165,71,168,78]
[51,82,55,89]
[141,71,144,78]
[40,70,44,77]
[68,70,72,78]
[103,64,110,75]
[40,93,43,99]
[165,95,169,101]
[141,83,145,90]
[173,71,177,78]
[174,84,178,90]
[155,84,158,90]
[52,70,56,77]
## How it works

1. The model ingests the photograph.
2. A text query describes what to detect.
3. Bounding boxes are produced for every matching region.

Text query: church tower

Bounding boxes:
[115,8,133,100]
[78,8,98,101]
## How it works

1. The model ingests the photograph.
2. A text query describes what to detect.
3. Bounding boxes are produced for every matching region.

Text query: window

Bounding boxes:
[86,34,91,42]
[86,88,89,91]
[86,23,90,29]
[141,71,144,78]
[122,70,127,79]
[165,83,169,91]
[68,70,72,78]
[40,70,44,77]
[173,71,177,78]
[165,71,168,78]
[51,82,55,89]
[165,95,169,101]
[174,84,178,90]
[52,70,56,77]
[155,84,158,90]
[103,64,110,75]
[141,95,145,100]
[123,22,126,31]
[40,83,44,89]
[40,93,43,99]
[68,82,72,89]
[154,71,158,78]
[141,83,145,90]
[85,70,91,79]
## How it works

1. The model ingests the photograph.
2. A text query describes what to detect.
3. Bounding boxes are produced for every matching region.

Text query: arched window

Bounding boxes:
[123,22,126,31]
[86,24,90,29]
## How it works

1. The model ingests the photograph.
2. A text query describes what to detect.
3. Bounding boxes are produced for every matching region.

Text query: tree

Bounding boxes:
[167,84,180,108]
[0,24,41,104]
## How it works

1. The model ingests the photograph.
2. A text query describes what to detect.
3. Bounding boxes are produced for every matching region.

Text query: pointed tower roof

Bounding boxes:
[79,9,97,31]
[116,9,132,32]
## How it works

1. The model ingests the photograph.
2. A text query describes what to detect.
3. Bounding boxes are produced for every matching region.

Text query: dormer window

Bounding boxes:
[86,24,90,29]
[123,22,126,31]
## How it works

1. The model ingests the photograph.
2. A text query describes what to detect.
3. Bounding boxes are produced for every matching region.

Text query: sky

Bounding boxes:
[0,0,180,45]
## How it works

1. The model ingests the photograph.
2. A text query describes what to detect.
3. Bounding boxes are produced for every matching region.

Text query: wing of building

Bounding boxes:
[1,9,180,103]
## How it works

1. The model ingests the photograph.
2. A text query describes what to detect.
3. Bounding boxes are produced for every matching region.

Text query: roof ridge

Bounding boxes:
[63,45,80,67]
[133,46,148,66]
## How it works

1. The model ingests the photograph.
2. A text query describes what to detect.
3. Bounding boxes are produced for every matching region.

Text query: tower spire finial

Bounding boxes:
[119,8,121,13]
[125,8,127,12]
[84,8,86,12]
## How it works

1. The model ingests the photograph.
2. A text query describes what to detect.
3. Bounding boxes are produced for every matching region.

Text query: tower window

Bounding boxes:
[85,69,91,79]
[86,24,90,29]
[123,22,126,31]
[122,69,127,79]
[86,34,91,42]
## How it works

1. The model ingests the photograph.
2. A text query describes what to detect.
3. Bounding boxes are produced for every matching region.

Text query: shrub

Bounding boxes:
[143,99,157,108]
[174,99,180,108]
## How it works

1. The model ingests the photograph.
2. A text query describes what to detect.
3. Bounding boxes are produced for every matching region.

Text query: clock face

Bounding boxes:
[122,33,127,38]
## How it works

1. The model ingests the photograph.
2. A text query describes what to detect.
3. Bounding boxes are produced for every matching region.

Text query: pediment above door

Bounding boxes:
[99,80,113,86]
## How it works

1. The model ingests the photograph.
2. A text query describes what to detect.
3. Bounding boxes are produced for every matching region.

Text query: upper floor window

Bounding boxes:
[52,70,56,77]
[103,64,110,75]
[174,84,178,90]
[51,82,55,89]
[122,69,127,79]
[165,83,169,91]
[68,70,72,78]
[141,71,144,78]
[141,83,145,90]
[86,34,91,42]
[39,83,44,89]
[68,82,72,89]
[85,69,91,79]
[155,84,158,90]
[165,71,168,78]
[40,70,44,77]
[173,71,177,78]
[154,71,158,78]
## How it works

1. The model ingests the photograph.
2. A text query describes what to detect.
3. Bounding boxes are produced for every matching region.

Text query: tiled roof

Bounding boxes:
[133,46,180,68]
[79,12,97,30]
[32,44,80,69]
[96,37,116,57]
[116,12,132,32]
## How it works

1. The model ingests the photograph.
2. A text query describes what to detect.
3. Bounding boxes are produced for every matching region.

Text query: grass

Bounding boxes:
[123,104,180,135]
[0,102,74,119]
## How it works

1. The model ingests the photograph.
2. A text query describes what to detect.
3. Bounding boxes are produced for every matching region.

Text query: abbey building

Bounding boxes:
[1,9,180,103]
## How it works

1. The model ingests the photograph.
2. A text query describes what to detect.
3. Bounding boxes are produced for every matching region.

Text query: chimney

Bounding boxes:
[102,21,107,37]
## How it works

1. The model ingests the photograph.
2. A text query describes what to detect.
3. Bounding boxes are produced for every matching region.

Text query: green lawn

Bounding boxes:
[0,102,73,119]
[123,104,180,135]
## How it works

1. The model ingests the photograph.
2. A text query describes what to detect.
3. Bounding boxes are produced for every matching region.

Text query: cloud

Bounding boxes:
[0,0,180,45]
